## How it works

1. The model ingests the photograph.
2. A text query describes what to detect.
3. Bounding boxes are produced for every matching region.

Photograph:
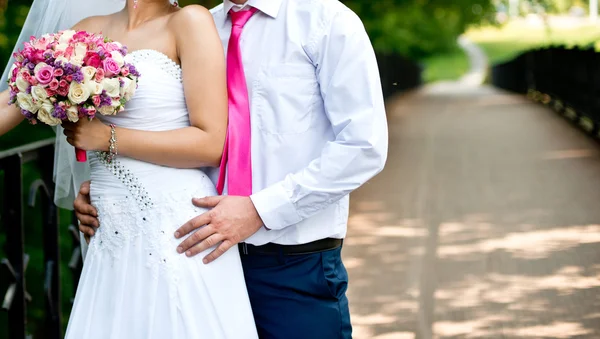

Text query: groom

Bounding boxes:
[75,0,387,337]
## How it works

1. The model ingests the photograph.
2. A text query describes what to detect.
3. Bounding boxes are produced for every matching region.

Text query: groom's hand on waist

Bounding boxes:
[174,196,264,264]
[74,181,99,241]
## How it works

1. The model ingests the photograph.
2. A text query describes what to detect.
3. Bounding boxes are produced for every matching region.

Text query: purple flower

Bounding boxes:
[21,109,35,120]
[53,104,66,120]
[27,63,35,71]
[99,90,112,107]
[98,50,106,58]
[72,71,84,83]
[129,64,140,77]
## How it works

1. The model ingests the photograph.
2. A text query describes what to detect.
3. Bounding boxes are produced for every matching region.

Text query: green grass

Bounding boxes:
[421,46,470,83]
[466,22,600,65]
[0,122,76,338]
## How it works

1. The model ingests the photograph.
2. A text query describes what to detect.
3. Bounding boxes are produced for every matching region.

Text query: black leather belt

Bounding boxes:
[239,238,343,256]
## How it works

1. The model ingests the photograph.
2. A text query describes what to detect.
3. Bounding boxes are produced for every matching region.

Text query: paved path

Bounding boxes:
[457,36,488,87]
[344,83,600,338]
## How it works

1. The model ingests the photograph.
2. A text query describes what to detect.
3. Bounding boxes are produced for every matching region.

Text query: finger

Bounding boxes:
[185,233,225,257]
[84,234,91,244]
[66,137,75,146]
[177,224,216,253]
[75,212,99,228]
[192,196,225,208]
[203,240,233,264]
[78,223,95,237]
[63,130,74,138]
[74,198,98,217]
[63,121,76,130]
[80,181,91,195]
[174,211,212,239]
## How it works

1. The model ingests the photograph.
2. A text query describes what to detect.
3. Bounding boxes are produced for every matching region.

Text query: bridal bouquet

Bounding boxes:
[7,30,140,162]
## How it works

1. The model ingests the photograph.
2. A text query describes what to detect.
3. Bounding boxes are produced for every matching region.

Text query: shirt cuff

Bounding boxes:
[250,183,302,231]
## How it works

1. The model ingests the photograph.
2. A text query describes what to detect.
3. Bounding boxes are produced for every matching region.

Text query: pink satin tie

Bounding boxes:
[216,7,258,196]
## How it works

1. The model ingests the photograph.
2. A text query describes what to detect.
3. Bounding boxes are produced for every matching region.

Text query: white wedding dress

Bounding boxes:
[65,50,258,339]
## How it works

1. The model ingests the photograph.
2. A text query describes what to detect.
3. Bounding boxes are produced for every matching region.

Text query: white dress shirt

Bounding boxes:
[209,0,388,246]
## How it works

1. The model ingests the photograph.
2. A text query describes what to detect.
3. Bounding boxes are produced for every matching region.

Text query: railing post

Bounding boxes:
[1,154,27,339]
[27,147,62,338]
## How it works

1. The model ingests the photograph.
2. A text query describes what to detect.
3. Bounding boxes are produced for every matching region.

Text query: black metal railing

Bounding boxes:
[491,45,600,134]
[0,139,82,339]
[376,53,423,98]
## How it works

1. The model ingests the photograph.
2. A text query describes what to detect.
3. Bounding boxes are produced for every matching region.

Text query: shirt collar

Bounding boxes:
[222,0,282,18]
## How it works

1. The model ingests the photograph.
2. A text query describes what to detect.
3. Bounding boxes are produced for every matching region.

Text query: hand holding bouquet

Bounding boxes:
[7,30,140,161]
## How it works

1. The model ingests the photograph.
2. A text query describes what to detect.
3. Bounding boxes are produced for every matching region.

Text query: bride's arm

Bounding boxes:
[0,90,25,136]
[65,6,227,168]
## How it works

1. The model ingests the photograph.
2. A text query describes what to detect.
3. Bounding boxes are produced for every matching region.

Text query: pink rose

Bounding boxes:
[57,87,69,97]
[121,67,130,77]
[92,95,101,107]
[95,68,105,82]
[105,43,121,53]
[28,77,39,86]
[65,75,73,83]
[25,49,45,64]
[35,65,54,85]
[86,106,97,117]
[12,66,19,79]
[49,79,59,91]
[46,88,56,97]
[33,37,50,50]
[53,68,64,77]
[64,46,74,59]
[84,52,101,68]
[59,80,69,89]
[102,58,120,77]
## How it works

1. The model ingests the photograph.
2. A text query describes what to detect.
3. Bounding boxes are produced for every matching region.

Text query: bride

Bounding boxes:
[0,0,258,338]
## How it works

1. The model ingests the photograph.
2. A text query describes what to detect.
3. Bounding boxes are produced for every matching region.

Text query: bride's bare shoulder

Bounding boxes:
[72,14,115,33]
[169,4,216,31]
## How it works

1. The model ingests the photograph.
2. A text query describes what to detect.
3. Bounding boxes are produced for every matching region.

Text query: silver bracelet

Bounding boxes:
[107,124,118,163]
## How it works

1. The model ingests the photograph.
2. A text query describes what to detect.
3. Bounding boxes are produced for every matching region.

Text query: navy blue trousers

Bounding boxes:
[240,246,352,339]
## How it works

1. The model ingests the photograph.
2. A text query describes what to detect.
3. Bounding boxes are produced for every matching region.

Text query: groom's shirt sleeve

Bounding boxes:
[250,8,389,231]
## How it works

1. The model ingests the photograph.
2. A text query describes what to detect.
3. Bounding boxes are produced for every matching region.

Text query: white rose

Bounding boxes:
[16,92,39,113]
[74,43,88,58]
[66,105,79,123]
[58,30,76,44]
[31,85,48,102]
[119,77,137,101]
[81,66,96,82]
[70,56,84,67]
[101,78,120,98]
[37,101,61,126]
[55,43,69,53]
[33,62,48,75]
[84,80,103,95]
[110,51,125,68]
[98,104,116,116]
[68,82,91,104]
[15,74,30,92]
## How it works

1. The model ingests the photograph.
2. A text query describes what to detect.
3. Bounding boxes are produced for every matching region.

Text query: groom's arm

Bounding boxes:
[249,9,388,230]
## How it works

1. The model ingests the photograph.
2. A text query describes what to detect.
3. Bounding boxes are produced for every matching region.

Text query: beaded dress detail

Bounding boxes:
[64,50,258,339]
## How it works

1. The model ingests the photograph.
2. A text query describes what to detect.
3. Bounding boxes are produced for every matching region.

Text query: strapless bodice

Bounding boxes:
[88,49,215,203]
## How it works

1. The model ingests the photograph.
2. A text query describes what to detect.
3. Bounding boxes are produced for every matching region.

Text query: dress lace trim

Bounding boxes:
[94,151,155,211]
[128,49,182,82]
